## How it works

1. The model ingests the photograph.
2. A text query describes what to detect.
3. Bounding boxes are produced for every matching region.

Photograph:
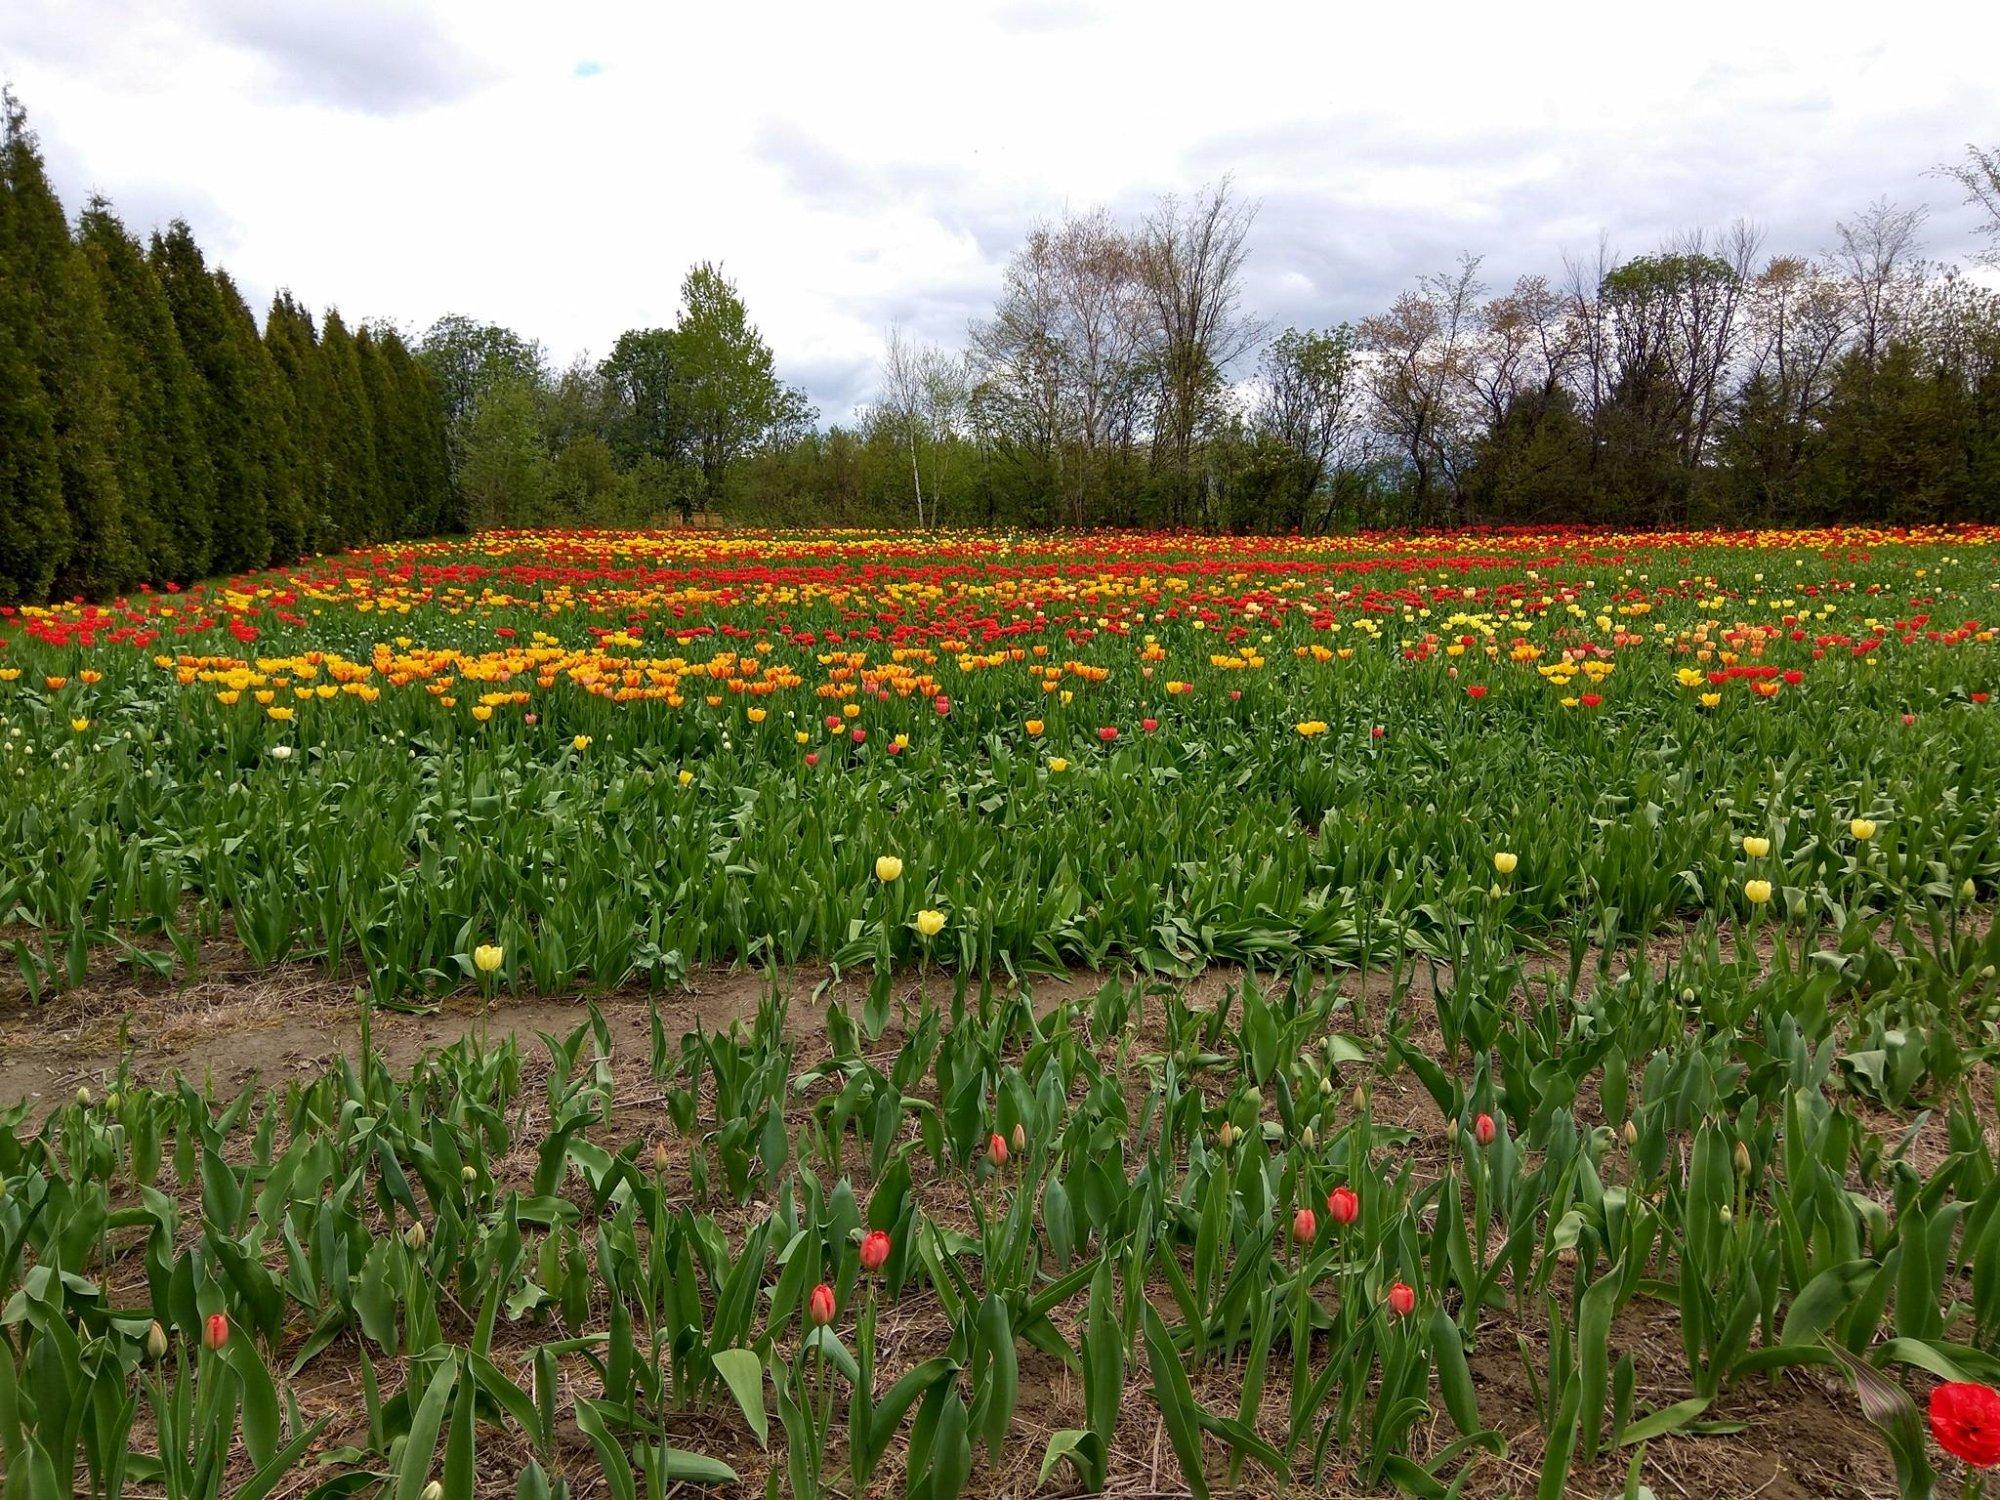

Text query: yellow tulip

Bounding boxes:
[1850,818,1876,840]
[1493,851,1518,875]
[69,717,91,733]
[1047,756,1070,773]
[1744,878,1773,905]
[572,734,592,751]
[915,908,945,937]
[677,768,694,786]
[472,944,504,973]
[1742,836,1770,858]
[875,855,903,883]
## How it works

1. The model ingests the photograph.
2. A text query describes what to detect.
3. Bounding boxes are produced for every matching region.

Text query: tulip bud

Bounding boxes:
[421,1484,444,1500]
[987,1132,1008,1169]
[76,1086,92,1106]
[1300,1125,1316,1150]
[461,1164,478,1184]
[653,1140,671,1173]
[203,1312,229,1351]
[1318,1074,1333,1096]
[1327,1185,1359,1226]
[1217,1120,1236,1149]
[1623,1119,1640,1149]
[1011,1121,1027,1154]
[1963,878,1978,900]
[807,1282,836,1325]
[1243,1085,1262,1110]
[859,1229,892,1273]
[144,1319,169,1362]
[1386,1281,1416,1318]
[404,1220,428,1252]
[1474,1112,1496,1147]
[1291,1206,1317,1244]
[1733,1141,1751,1178]
[1352,1084,1367,1113]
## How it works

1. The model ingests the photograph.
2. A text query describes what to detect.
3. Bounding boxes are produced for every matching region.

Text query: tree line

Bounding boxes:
[0,92,449,605]
[823,163,2000,533]
[8,75,2000,606]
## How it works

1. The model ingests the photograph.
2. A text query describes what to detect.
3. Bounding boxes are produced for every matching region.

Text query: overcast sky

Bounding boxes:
[5,1,1998,422]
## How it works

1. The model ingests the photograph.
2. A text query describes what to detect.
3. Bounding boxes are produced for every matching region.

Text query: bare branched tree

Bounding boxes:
[1136,180,1261,524]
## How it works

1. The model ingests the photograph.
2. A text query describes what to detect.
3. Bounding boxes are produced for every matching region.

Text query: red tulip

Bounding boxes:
[986,1131,1008,1169]
[824,714,842,731]
[1141,717,1157,732]
[1098,725,1118,742]
[850,728,866,744]
[1371,725,1385,738]
[859,1229,892,1273]
[1902,713,1916,725]
[804,752,819,766]
[1579,692,1603,708]
[1930,1382,2000,1468]
[203,1312,229,1351]
[1465,685,1488,700]
[1327,1185,1359,1226]
[1386,1281,1416,1318]
[1474,1113,1496,1146]
[933,695,951,716]
[1975,692,1992,705]
[1291,1206,1317,1244]
[808,1283,836,1326]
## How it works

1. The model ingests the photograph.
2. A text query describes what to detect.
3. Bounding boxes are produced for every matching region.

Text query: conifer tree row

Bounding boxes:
[0,92,451,604]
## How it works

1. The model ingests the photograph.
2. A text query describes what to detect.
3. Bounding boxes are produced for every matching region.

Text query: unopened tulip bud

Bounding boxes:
[421,1484,443,1500]
[1011,1121,1026,1154]
[1352,1084,1368,1112]
[145,1320,168,1362]
[203,1313,229,1351]
[1243,1085,1262,1110]
[1300,1125,1316,1149]
[1217,1120,1236,1149]
[987,1132,1008,1169]
[653,1140,671,1173]
[1474,1112,1496,1147]
[1623,1119,1639,1149]
[461,1165,477,1184]
[808,1282,836,1325]
[1733,1141,1751,1177]
[404,1220,428,1252]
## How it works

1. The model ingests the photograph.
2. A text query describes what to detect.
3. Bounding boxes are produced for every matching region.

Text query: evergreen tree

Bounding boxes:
[78,197,216,582]
[151,223,272,572]
[318,309,380,542]
[264,291,328,547]
[1,89,132,596]
[0,265,66,602]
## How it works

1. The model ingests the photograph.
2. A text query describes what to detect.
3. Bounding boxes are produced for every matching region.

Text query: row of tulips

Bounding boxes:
[6,869,2000,1494]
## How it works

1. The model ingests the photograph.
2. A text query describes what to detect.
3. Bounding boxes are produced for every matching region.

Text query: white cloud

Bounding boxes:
[4,0,1998,421]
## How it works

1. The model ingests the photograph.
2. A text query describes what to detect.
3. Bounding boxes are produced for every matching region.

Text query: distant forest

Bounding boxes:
[5,85,2000,604]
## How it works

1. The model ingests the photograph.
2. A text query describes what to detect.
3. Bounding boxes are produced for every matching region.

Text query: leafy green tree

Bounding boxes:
[457,373,548,529]
[671,263,813,515]
[600,327,681,471]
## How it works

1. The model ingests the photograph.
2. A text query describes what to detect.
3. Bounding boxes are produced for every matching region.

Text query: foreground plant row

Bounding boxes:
[7,879,2000,1497]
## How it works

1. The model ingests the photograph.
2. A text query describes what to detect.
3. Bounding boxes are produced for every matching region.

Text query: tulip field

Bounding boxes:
[7,523,2000,1497]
